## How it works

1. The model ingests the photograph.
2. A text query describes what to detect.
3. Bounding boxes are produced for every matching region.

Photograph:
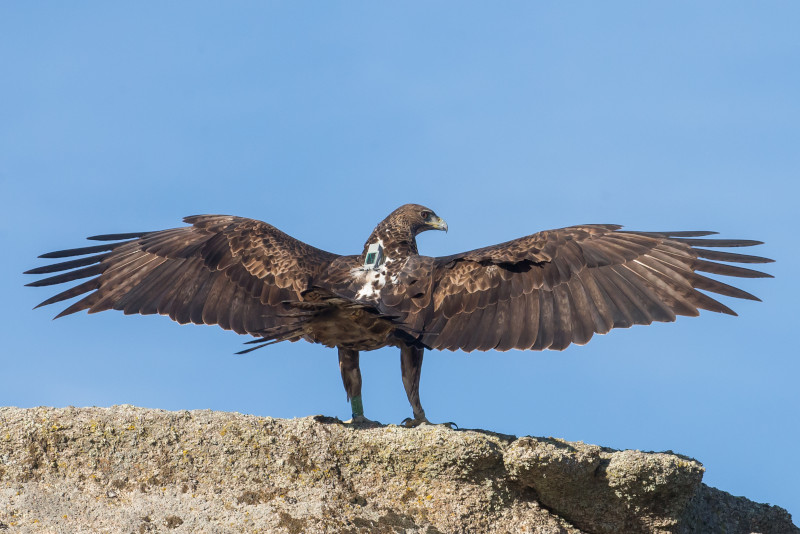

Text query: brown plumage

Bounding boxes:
[26,204,773,425]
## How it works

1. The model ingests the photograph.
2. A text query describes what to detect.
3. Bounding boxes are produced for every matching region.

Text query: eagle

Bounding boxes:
[26,204,772,426]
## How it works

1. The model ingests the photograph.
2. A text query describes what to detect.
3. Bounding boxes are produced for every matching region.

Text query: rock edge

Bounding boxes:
[0,406,795,533]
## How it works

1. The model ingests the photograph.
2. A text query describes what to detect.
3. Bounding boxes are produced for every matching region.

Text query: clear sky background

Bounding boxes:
[2,2,798,520]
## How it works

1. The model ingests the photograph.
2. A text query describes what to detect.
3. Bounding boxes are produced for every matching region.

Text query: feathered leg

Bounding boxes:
[400,344,426,424]
[400,345,456,429]
[338,348,376,425]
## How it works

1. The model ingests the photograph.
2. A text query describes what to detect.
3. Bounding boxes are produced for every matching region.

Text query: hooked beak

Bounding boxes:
[427,215,448,233]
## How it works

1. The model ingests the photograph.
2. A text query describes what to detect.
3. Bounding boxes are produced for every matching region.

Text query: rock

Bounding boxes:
[504,437,705,533]
[0,406,795,533]
[681,484,798,534]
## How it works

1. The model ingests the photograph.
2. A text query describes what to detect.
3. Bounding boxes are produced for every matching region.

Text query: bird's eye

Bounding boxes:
[421,211,430,220]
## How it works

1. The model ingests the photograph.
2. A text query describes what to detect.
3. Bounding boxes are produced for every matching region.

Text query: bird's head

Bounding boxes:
[390,204,448,236]
[363,204,448,259]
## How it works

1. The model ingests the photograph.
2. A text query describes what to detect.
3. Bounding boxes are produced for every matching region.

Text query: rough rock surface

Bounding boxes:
[0,406,795,533]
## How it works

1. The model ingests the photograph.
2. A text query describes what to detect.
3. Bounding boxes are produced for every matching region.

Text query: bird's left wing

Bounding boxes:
[379,225,773,352]
[26,215,339,337]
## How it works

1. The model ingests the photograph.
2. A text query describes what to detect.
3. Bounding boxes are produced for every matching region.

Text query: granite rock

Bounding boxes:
[0,406,795,533]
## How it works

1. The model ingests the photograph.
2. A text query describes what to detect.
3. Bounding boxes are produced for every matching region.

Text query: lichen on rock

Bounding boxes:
[0,406,795,533]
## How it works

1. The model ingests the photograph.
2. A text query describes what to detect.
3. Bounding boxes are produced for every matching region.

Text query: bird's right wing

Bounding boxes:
[379,225,773,352]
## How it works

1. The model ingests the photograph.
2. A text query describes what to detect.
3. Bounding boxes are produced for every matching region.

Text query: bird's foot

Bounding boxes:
[344,415,382,428]
[401,416,458,429]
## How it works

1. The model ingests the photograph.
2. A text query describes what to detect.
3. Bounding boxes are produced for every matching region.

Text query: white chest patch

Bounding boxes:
[352,239,394,301]
[354,268,388,300]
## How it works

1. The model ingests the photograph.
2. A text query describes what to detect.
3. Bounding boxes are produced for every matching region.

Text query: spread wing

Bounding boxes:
[25,215,339,337]
[379,225,773,352]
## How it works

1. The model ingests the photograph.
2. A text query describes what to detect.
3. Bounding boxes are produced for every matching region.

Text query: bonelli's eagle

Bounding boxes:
[26,204,772,425]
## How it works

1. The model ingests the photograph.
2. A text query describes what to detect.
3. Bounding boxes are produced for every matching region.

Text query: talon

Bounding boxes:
[401,416,423,428]
[344,415,382,427]
[401,417,457,429]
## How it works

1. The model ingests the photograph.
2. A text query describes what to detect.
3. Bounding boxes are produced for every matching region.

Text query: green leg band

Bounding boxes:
[350,395,364,418]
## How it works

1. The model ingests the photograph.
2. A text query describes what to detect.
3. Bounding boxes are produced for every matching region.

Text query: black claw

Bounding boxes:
[401,417,417,428]
[400,417,457,429]
[345,415,382,428]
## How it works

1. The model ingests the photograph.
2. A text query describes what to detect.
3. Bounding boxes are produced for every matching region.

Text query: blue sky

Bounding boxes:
[2,2,798,520]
